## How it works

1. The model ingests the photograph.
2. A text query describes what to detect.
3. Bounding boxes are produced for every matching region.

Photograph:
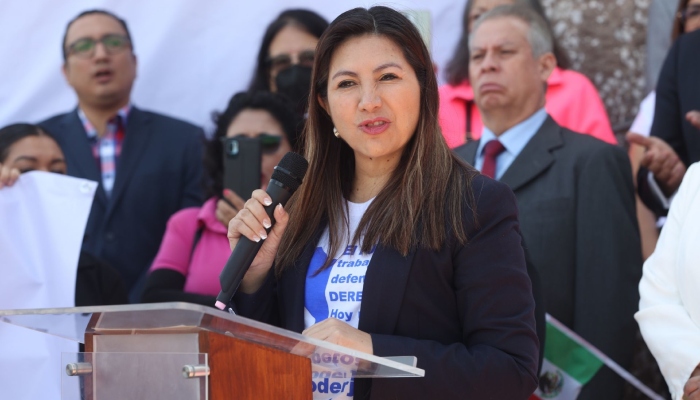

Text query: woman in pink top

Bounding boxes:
[439,0,616,149]
[141,91,300,305]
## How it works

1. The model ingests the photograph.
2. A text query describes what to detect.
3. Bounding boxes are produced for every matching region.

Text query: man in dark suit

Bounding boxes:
[628,29,700,216]
[453,5,642,399]
[40,10,203,299]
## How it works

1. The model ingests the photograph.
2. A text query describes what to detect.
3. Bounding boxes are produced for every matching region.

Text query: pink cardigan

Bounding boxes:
[438,67,617,149]
[150,197,231,296]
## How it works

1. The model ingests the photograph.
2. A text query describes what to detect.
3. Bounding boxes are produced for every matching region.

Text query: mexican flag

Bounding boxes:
[529,316,604,400]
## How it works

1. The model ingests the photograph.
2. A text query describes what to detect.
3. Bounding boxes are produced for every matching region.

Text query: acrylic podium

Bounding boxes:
[0,302,424,399]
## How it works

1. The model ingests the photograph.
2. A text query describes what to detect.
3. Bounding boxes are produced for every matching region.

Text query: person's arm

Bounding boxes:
[141,209,201,304]
[179,128,205,209]
[651,36,687,165]
[368,181,539,399]
[636,164,700,399]
[141,268,216,306]
[229,190,290,320]
[232,268,280,324]
[574,145,643,398]
[628,140,660,259]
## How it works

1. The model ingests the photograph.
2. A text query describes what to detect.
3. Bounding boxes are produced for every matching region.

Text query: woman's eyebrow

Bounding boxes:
[331,63,403,80]
[12,156,38,163]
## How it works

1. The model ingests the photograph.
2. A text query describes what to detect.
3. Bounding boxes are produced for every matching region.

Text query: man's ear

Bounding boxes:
[61,62,69,82]
[538,52,556,82]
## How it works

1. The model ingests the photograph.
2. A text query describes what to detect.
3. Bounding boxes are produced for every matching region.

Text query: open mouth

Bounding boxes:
[94,69,114,81]
[360,118,391,134]
[365,121,387,128]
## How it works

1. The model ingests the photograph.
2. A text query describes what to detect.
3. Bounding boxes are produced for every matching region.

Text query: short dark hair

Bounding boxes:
[444,0,571,86]
[247,9,329,92]
[0,123,55,163]
[62,9,133,61]
[204,91,303,199]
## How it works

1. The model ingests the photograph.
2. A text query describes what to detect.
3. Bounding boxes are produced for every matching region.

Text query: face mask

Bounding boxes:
[275,65,312,115]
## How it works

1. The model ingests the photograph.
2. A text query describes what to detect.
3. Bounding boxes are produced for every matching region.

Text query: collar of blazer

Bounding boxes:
[455,115,564,192]
[60,106,153,216]
[277,219,418,336]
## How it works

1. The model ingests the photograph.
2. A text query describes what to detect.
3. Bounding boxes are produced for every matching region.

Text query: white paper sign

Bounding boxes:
[0,171,97,400]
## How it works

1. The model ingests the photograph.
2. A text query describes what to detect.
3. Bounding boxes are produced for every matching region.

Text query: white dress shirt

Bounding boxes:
[474,108,548,180]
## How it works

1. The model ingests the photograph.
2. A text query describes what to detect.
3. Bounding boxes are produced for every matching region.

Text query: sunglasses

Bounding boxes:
[267,50,315,74]
[66,34,131,59]
[225,133,283,154]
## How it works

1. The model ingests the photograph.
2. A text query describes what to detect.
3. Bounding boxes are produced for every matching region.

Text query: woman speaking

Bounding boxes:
[229,6,539,399]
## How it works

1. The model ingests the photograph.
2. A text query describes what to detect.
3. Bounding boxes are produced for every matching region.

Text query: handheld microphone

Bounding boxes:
[215,152,308,311]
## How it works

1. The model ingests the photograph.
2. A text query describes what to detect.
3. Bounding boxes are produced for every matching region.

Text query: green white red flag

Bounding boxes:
[529,314,663,400]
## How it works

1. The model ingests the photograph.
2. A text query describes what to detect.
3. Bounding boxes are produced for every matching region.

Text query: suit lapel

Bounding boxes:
[59,110,108,206]
[104,107,152,220]
[358,244,416,335]
[499,116,563,192]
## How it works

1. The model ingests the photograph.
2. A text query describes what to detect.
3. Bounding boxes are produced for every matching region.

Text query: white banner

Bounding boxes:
[0,172,97,400]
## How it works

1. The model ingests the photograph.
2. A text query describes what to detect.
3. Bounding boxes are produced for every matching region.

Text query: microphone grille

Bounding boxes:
[271,152,309,191]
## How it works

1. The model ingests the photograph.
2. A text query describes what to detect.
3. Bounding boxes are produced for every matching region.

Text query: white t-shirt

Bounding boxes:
[304,197,374,400]
[630,91,656,137]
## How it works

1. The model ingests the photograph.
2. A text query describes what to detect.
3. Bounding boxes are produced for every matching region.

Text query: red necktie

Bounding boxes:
[481,140,506,179]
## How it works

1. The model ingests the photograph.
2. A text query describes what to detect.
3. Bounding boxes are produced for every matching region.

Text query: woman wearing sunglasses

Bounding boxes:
[141,91,300,306]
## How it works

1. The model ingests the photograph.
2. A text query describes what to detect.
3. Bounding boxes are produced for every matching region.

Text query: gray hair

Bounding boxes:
[469,4,554,58]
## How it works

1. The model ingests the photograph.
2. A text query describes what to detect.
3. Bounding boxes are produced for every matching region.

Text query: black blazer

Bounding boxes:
[455,117,642,400]
[40,107,204,296]
[235,174,539,399]
[639,29,700,215]
[651,29,700,166]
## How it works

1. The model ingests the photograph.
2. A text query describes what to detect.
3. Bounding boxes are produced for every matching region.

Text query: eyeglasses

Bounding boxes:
[678,5,700,23]
[66,34,131,59]
[225,133,283,154]
[267,50,315,75]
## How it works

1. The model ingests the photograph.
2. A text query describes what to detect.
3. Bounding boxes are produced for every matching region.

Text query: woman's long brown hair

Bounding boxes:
[275,6,478,274]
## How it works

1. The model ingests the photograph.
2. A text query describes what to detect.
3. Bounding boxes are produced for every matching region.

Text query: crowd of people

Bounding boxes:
[1,1,699,399]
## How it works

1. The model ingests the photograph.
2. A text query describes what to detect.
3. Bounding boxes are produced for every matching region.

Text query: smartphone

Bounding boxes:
[222,136,261,199]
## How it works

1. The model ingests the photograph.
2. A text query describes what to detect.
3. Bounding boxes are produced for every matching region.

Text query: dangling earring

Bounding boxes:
[333,127,340,138]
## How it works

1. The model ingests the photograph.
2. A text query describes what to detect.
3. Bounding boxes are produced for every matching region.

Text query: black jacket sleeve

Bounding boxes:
[141,268,217,307]
[650,34,687,164]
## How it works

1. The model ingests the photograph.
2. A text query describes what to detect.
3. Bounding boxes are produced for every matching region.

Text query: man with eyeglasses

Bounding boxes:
[40,10,204,301]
